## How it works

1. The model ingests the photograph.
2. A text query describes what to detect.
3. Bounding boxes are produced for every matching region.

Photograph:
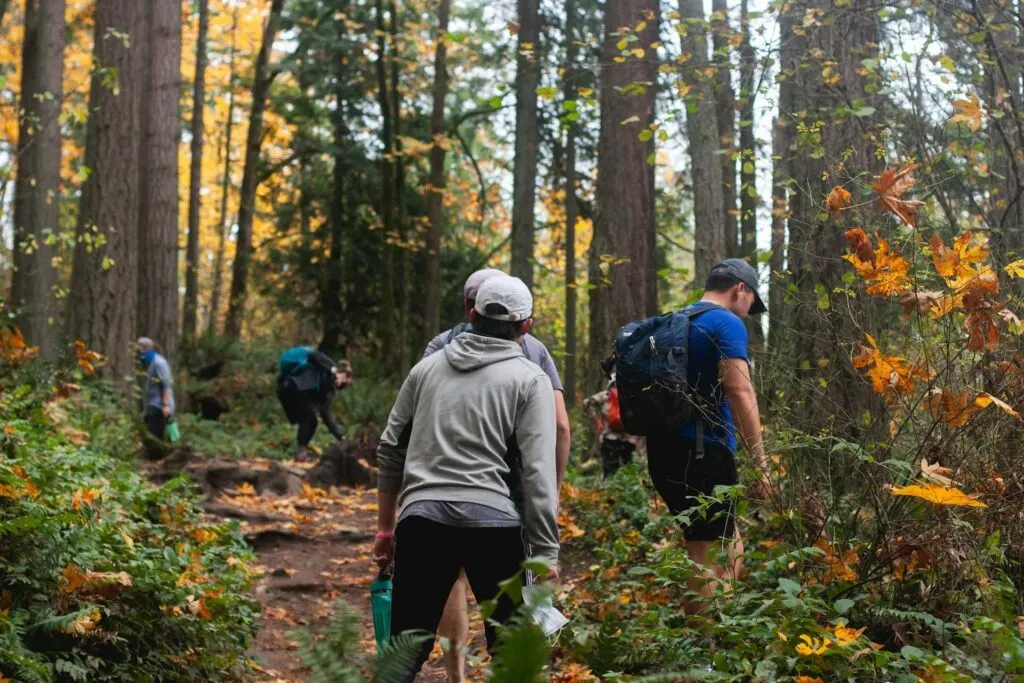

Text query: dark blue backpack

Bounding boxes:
[613,302,721,436]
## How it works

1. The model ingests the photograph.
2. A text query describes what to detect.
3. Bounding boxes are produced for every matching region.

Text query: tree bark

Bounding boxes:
[69,0,144,382]
[137,0,182,363]
[374,0,397,359]
[511,0,540,290]
[321,13,348,357]
[390,0,411,375]
[711,0,738,258]
[11,0,64,360]
[182,0,210,358]
[423,0,450,345]
[206,8,238,338]
[588,0,660,392]
[777,0,882,425]
[738,0,757,263]
[767,115,787,351]
[678,0,726,284]
[563,0,579,407]
[224,0,285,340]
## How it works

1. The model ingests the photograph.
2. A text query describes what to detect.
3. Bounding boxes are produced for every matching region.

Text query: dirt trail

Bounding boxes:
[186,458,488,682]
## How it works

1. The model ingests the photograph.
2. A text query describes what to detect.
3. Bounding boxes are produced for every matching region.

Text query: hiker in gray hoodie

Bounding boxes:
[373,275,559,681]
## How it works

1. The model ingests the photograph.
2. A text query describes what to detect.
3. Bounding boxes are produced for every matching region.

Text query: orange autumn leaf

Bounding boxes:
[815,540,860,584]
[874,164,925,227]
[827,186,852,216]
[974,392,1021,419]
[923,388,982,428]
[186,596,213,620]
[966,310,1000,351]
[797,678,824,683]
[851,334,927,401]
[558,511,585,541]
[843,232,912,296]
[920,458,957,487]
[551,663,599,683]
[189,528,219,544]
[834,624,867,645]
[62,608,101,635]
[72,487,103,511]
[899,291,953,318]
[0,327,38,364]
[843,228,875,263]
[951,92,983,132]
[890,482,987,507]
[74,340,103,376]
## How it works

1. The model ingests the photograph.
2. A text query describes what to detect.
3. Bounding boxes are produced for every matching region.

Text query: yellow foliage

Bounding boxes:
[951,92,983,132]
[890,482,987,508]
[795,634,830,656]
[62,609,101,635]
[851,333,928,402]
[842,230,912,296]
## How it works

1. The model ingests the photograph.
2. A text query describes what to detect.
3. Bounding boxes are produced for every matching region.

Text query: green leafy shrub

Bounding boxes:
[0,349,259,682]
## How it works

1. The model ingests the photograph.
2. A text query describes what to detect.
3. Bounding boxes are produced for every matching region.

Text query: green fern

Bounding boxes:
[291,603,365,683]
[371,630,433,683]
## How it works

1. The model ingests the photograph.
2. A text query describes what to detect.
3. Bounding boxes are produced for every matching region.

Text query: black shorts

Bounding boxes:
[646,435,738,541]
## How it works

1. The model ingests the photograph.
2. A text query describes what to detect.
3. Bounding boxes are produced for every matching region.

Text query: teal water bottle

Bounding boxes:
[370,568,393,656]
[165,419,180,443]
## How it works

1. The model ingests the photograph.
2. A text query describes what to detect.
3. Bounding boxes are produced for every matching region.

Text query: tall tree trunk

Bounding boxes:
[678,0,726,284]
[206,8,238,338]
[182,0,210,359]
[69,0,144,382]
[778,0,882,425]
[511,0,540,290]
[423,0,450,344]
[738,0,757,263]
[224,0,285,340]
[374,0,397,359]
[588,0,660,392]
[390,0,411,374]
[562,0,579,407]
[767,115,787,351]
[137,0,182,363]
[11,0,64,360]
[321,13,348,357]
[711,0,738,257]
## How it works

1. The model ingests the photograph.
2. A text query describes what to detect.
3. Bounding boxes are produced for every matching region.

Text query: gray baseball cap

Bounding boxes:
[463,268,507,300]
[475,275,533,322]
[709,258,766,315]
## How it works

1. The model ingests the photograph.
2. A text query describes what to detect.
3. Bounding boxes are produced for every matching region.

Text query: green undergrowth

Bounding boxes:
[0,351,259,682]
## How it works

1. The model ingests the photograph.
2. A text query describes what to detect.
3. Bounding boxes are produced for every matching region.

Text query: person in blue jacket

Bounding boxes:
[277,347,353,462]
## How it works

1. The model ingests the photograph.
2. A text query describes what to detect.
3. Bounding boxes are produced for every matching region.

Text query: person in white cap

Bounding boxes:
[136,337,175,444]
[422,268,571,681]
[373,275,559,683]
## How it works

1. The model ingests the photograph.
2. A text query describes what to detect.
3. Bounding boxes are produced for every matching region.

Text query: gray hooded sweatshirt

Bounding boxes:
[376,333,559,562]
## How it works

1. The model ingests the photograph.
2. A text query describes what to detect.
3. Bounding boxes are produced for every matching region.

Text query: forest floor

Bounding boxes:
[170,453,491,682]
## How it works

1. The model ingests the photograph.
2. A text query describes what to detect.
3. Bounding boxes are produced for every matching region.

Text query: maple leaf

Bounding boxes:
[966,310,1000,351]
[834,624,867,646]
[890,481,987,507]
[851,334,927,401]
[874,164,925,227]
[843,233,912,296]
[189,528,218,543]
[795,634,830,656]
[899,291,952,318]
[551,663,600,683]
[815,540,860,584]
[923,389,982,428]
[186,596,213,620]
[827,186,852,216]
[72,487,103,511]
[558,510,585,541]
[951,92,983,132]
[919,457,958,487]
[975,392,1021,419]
[62,609,101,635]
[930,233,995,294]
[797,678,824,683]
[74,340,103,376]
[1005,259,1024,279]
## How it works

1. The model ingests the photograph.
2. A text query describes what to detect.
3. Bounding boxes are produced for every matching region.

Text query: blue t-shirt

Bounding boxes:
[679,305,749,452]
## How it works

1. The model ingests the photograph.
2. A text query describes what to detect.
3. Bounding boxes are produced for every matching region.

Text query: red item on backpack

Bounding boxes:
[607,386,626,433]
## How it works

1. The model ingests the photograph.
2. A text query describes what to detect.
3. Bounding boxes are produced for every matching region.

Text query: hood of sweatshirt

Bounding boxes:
[443,332,525,372]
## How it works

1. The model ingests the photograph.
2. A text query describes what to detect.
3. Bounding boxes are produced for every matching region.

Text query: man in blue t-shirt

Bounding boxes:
[646,258,770,603]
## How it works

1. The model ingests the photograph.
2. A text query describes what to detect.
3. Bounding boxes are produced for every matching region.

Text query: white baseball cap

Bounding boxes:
[474,275,533,322]
[463,268,506,300]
